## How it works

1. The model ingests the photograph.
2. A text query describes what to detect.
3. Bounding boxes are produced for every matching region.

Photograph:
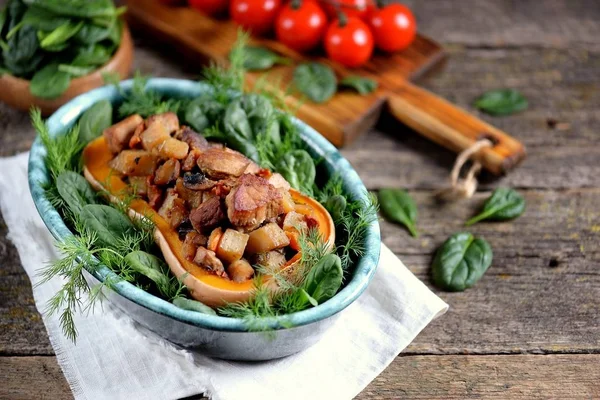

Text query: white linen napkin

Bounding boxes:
[0,152,448,400]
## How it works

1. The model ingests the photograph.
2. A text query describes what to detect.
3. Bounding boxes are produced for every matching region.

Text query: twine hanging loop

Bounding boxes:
[436,139,493,201]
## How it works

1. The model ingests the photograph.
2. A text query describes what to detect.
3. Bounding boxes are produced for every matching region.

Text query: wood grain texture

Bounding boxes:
[356,354,600,399]
[2,354,599,400]
[1,0,599,398]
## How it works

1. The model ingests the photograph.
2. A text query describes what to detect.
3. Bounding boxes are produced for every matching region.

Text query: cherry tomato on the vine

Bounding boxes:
[230,0,282,35]
[323,0,374,20]
[367,3,416,52]
[275,0,328,52]
[189,0,229,16]
[324,16,373,68]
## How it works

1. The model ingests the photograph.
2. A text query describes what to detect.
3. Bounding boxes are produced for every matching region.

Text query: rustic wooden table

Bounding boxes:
[1,1,599,398]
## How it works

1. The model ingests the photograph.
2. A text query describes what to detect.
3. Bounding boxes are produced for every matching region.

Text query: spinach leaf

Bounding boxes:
[73,22,112,45]
[432,232,493,292]
[276,149,316,195]
[474,89,528,116]
[325,194,347,222]
[29,63,71,99]
[293,62,337,103]
[240,93,281,146]
[236,46,290,71]
[378,188,418,237]
[72,44,111,66]
[466,188,525,226]
[173,297,217,315]
[21,7,70,31]
[3,24,43,76]
[22,0,120,19]
[340,75,378,95]
[124,251,181,299]
[222,99,260,162]
[56,171,97,215]
[81,204,135,248]
[184,96,225,133]
[38,20,83,49]
[58,64,94,76]
[78,100,112,144]
[303,254,343,304]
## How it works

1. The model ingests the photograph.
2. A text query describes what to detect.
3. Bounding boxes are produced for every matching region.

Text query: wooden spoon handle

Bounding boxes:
[386,81,526,175]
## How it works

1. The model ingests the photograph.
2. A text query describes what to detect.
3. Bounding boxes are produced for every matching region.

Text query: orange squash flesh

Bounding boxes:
[82,137,335,307]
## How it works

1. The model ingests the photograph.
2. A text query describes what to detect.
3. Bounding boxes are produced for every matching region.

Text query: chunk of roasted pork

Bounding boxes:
[103,114,143,154]
[196,148,251,179]
[189,196,225,233]
[225,174,284,231]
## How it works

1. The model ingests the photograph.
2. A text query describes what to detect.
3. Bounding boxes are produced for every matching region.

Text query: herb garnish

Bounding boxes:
[339,75,378,95]
[432,232,493,292]
[466,188,525,226]
[474,89,528,116]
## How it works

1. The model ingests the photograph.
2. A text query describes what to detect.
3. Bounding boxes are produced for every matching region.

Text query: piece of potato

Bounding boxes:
[216,229,249,264]
[154,159,181,185]
[140,121,170,151]
[146,112,179,134]
[158,189,188,229]
[227,259,254,283]
[253,251,287,270]
[109,150,159,176]
[282,211,308,233]
[245,222,290,254]
[156,137,189,160]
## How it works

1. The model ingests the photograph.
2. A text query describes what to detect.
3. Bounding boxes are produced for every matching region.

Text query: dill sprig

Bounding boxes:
[336,193,379,272]
[116,71,183,118]
[203,30,248,98]
[32,107,84,181]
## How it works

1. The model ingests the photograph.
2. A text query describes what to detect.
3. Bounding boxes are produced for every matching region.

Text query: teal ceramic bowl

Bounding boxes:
[28,78,381,360]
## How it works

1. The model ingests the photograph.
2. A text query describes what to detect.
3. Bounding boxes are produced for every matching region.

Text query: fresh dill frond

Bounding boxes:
[336,193,379,272]
[218,276,276,331]
[117,71,182,117]
[315,173,344,204]
[32,107,84,181]
[203,30,248,98]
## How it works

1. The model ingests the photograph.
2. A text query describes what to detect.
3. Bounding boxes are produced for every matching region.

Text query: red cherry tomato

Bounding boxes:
[189,0,229,16]
[367,3,416,52]
[230,0,282,35]
[275,0,328,52]
[323,0,374,20]
[324,16,373,68]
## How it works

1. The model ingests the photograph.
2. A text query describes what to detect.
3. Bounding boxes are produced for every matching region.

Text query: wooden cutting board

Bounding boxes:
[125,0,525,175]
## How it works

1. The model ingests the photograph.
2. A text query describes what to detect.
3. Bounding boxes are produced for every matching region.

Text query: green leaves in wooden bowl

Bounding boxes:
[432,232,493,292]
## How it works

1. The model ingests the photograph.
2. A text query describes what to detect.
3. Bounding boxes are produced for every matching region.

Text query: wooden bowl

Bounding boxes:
[0,24,133,116]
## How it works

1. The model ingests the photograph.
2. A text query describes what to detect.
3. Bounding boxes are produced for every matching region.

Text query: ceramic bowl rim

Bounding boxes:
[28,78,381,332]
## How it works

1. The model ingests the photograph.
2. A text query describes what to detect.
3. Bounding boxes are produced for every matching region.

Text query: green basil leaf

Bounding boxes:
[474,89,528,116]
[340,75,378,95]
[303,254,343,304]
[432,232,493,292]
[81,204,135,248]
[378,188,418,237]
[172,297,217,315]
[29,63,71,99]
[78,100,113,144]
[56,171,97,215]
[466,188,525,226]
[236,46,290,71]
[39,20,84,49]
[293,62,337,104]
[276,149,316,195]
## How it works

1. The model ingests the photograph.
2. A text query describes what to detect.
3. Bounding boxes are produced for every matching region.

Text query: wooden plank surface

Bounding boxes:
[1,0,599,398]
